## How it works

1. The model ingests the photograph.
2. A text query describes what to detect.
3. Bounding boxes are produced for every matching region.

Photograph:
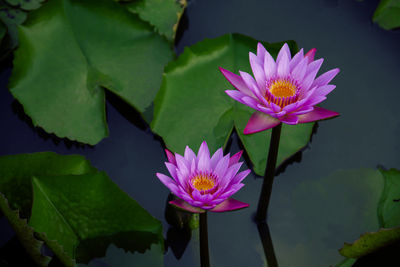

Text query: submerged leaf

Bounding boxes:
[0,4,27,48]
[5,0,45,11]
[9,0,173,144]
[268,168,383,266]
[339,168,400,260]
[151,34,314,176]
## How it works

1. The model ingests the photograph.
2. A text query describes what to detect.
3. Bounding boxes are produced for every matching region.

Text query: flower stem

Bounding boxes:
[256,123,282,222]
[199,212,210,267]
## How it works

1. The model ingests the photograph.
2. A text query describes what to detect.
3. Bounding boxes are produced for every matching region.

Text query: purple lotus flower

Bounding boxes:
[156,141,250,213]
[220,43,339,134]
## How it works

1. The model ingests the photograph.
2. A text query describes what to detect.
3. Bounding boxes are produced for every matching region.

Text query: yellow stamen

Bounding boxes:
[192,174,215,191]
[269,80,296,98]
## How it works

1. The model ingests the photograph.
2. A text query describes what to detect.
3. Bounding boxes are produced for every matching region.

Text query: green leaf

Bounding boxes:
[372,0,400,30]
[339,227,400,258]
[79,243,163,267]
[9,0,174,145]
[122,0,187,41]
[336,258,356,267]
[0,193,50,267]
[0,152,163,265]
[29,172,163,265]
[378,168,400,228]
[0,152,96,218]
[151,33,314,176]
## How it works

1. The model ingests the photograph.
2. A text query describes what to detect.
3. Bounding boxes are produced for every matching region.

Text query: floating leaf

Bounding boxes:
[151,34,314,176]
[121,0,187,41]
[336,258,356,267]
[0,152,163,265]
[373,0,400,30]
[378,168,400,228]
[339,227,400,258]
[29,172,163,265]
[79,243,163,267]
[0,193,50,267]
[0,152,96,218]
[9,0,174,145]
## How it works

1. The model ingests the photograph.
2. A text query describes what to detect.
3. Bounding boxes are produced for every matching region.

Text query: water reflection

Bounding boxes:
[164,194,198,260]
[257,222,278,267]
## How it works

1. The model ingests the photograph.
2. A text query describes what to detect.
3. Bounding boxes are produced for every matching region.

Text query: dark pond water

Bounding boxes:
[1,0,400,266]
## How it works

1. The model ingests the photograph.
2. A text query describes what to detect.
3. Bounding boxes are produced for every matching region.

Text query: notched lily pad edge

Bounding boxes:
[8,0,179,146]
[0,193,51,267]
[339,226,400,258]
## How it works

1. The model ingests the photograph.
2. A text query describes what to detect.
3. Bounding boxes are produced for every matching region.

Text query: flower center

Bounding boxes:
[269,79,297,98]
[265,78,300,108]
[191,174,215,191]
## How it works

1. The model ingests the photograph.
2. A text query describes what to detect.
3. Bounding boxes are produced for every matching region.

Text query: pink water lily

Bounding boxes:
[220,43,339,134]
[156,141,250,213]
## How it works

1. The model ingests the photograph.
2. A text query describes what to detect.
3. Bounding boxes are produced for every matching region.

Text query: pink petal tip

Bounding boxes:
[165,149,176,165]
[169,199,205,213]
[244,111,281,134]
[298,106,339,123]
[210,198,249,212]
[305,48,317,63]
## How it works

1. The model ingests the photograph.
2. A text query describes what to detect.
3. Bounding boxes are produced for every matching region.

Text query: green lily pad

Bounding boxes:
[339,227,400,258]
[9,0,173,145]
[339,168,400,259]
[79,243,163,267]
[29,172,163,266]
[0,152,163,265]
[121,0,187,41]
[336,258,356,267]
[0,152,96,218]
[151,33,314,176]
[378,168,400,228]
[0,193,50,267]
[373,0,400,30]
